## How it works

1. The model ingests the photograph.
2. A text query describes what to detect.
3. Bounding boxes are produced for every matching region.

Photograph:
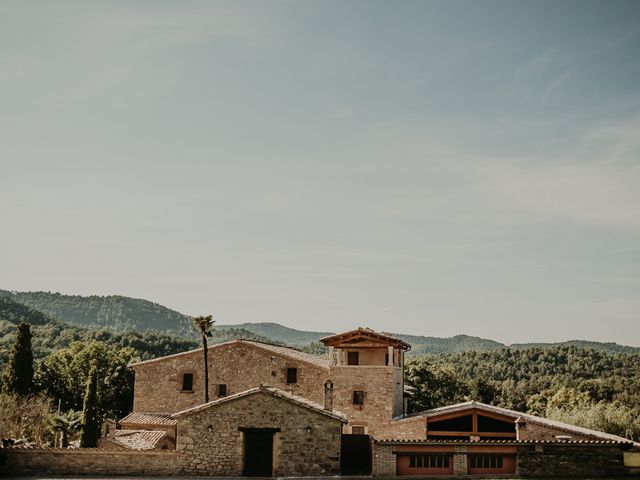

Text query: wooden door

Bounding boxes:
[243,430,274,477]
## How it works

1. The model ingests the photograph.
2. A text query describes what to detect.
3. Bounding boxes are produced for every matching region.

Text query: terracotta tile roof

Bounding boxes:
[120,412,177,426]
[374,438,635,446]
[320,327,411,350]
[172,385,348,423]
[395,400,639,447]
[129,340,329,369]
[110,429,168,450]
[243,341,330,368]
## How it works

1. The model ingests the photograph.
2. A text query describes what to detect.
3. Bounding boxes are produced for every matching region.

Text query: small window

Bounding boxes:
[347,351,360,365]
[409,454,450,469]
[353,390,364,405]
[286,368,298,384]
[469,454,503,469]
[217,384,227,397]
[182,373,193,392]
[352,426,365,435]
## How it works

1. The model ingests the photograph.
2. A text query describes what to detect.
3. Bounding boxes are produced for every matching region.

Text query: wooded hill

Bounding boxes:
[0,297,278,366]
[1,289,638,355]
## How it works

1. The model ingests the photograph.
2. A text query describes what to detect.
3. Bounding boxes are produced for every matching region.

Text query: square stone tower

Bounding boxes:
[320,327,410,437]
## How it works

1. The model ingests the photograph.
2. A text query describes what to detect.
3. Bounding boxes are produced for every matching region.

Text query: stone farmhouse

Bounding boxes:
[100,327,638,477]
[4,327,639,477]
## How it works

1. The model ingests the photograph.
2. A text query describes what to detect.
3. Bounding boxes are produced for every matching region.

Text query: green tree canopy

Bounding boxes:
[35,340,136,419]
[79,365,100,448]
[47,409,81,448]
[2,322,34,395]
[404,358,469,412]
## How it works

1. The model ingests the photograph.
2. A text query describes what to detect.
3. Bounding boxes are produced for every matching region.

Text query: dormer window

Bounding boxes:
[347,352,359,365]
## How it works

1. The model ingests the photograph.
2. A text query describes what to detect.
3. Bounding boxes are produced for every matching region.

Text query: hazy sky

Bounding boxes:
[1,1,639,345]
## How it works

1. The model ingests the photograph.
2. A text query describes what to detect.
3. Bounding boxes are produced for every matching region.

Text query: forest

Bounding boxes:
[404,348,640,440]
[3,290,637,355]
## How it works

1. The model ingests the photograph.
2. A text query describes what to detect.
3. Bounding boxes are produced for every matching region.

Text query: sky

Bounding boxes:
[1,0,639,345]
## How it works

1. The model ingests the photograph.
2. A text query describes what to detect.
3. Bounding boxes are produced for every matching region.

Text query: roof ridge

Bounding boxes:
[374,438,633,445]
[396,400,638,446]
[172,385,347,422]
[319,327,411,349]
[130,339,328,368]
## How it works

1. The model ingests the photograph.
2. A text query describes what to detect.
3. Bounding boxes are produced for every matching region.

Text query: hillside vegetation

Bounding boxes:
[1,290,638,355]
[406,347,640,439]
[0,290,193,336]
[0,297,281,367]
[217,322,332,346]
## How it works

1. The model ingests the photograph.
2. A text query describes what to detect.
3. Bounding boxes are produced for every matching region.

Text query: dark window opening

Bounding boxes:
[217,384,227,397]
[469,455,503,469]
[353,390,364,405]
[347,351,360,365]
[384,353,389,365]
[477,414,516,433]
[428,414,473,432]
[286,368,297,384]
[409,454,450,469]
[352,426,365,435]
[181,373,193,391]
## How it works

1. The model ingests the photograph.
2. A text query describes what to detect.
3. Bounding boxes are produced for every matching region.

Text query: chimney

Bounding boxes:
[323,379,334,411]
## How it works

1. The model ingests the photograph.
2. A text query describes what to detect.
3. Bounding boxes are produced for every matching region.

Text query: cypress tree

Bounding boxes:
[79,365,100,448]
[2,322,34,395]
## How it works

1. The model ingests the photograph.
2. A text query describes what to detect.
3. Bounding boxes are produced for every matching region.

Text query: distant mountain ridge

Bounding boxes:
[216,322,333,346]
[2,289,638,355]
[220,324,640,355]
[0,289,193,337]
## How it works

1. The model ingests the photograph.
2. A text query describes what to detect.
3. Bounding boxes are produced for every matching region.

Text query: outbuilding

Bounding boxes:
[172,385,347,476]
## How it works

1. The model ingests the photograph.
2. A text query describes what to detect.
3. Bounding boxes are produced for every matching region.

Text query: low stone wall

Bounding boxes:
[516,443,627,477]
[1,449,180,476]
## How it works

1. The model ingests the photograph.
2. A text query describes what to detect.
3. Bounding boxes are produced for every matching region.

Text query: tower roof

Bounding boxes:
[320,327,411,350]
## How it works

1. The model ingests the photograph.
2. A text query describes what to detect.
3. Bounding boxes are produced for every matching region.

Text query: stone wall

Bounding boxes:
[375,414,426,440]
[176,389,342,476]
[329,365,405,437]
[132,341,329,413]
[372,443,396,476]
[518,419,600,441]
[1,449,179,476]
[516,443,627,477]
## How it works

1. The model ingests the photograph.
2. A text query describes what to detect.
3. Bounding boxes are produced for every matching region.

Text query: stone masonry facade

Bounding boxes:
[372,443,396,476]
[1,449,180,476]
[175,389,343,476]
[132,341,329,414]
[517,418,603,441]
[328,364,406,437]
[517,444,627,477]
[131,335,417,440]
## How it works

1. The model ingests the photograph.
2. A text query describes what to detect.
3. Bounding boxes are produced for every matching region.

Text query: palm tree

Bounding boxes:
[47,410,81,448]
[193,315,215,403]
